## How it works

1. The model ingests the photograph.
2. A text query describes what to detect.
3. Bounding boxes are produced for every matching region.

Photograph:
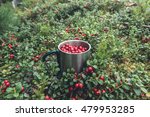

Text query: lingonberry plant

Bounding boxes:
[0,0,150,100]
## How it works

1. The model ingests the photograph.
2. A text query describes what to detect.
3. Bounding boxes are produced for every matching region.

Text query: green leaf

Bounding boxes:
[69,82,74,86]
[88,93,92,97]
[6,87,14,93]
[141,87,147,93]
[54,85,59,89]
[133,88,141,96]
[65,89,69,93]
[73,79,77,82]
[13,93,19,98]
[98,80,103,85]
[93,59,98,64]
[53,94,56,98]
[93,65,98,69]
[64,78,68,82]
[5,94,14,99]
[24,93,29,98]
[87,60,90,65]
[34,72,41,79]
[15,82,22,92]
[122,84,130,90]
[92,73,96,77]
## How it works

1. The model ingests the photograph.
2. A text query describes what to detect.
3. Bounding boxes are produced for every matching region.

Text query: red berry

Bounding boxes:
[90,34,95,36]
[5,82,10,87]
[74,37,80,40]
[86,66,94,74]
[49,97,54,100]
[71,97,77,100]
[81,33,86,37]
[2,89,6,93]
[69,87,73,92]
[79,46,83,49]
[9,54,14,59]
[2,43,5,47]
[75,83,79,88]
[100,76,105,81]
[65,27,70,33]
[21,86,24,92]
[36,55,40,59]
[61,44,87,54]
[88,66,94,71]
[78,83,83,89]
[102,90,106,93]
[16,64,20,69]
[93,88,98,92]
[4,80,9,85]
[45,95,50,100]
[8,44,13,49]
[95,90,101,95]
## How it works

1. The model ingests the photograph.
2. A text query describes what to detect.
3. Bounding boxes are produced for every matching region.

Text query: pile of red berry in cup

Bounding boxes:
[60,44,88,54]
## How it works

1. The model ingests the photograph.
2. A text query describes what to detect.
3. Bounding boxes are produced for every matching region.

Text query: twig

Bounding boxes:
[142,25,150,28]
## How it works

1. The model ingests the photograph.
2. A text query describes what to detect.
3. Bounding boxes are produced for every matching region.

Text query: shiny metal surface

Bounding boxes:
[58,40,91,73]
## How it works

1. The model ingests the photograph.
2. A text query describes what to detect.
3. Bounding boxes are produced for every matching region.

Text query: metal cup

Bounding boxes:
[42,40,91,74]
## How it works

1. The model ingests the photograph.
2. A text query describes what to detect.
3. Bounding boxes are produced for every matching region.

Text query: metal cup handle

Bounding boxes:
[42,50,62,78]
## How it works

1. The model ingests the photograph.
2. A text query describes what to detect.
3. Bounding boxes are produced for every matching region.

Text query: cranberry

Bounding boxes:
[90,34,95,36]
[21,86,25,92]
[75,83,79,88]
[4,80,9,85]
[36,55,40,59]
[5,82,10,87]
[65,27,70,33]
[95,90,101,95]
[2,89,6,93]
[74,37,80,40]
[69,87,73,92]
[2,43,5,46]
[49,97,54,100]
[93,88,98,92]
[71,97,77,100]
[45,95,50,100]
[78,83,84,89]
[9,54,14,59]
[16,64,20,69]
[100,76,105,81]
[86,66,94,74]
[8,44,13,49]
[60,44,88,54]
[81,33,86,37]
[102,90,106,93]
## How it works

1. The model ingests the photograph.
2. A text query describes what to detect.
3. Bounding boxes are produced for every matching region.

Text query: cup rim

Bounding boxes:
[58,40,91,55]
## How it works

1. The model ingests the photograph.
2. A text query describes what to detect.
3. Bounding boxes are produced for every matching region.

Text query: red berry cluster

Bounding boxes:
[32,53,44,62]
[75,82,84,89]
[0,80,10,93]
[141,37,150,43]
[93,88,106,96]
[68,82,84,93]
[45,95,54,100]
[60,44,88,54]
[93,88,101,95]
